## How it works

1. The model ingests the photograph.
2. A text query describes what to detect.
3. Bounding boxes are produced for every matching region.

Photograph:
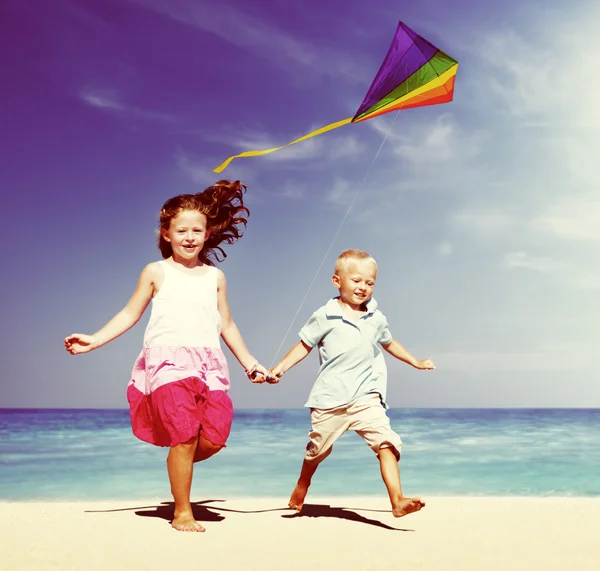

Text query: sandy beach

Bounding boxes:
[1,496,598,570]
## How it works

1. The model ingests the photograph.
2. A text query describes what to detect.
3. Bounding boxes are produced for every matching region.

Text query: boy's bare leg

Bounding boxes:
[379,447,425,518]
[167,436,205,532]
[289,459,319,512]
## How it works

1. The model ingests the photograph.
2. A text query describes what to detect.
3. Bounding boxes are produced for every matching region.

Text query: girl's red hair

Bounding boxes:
[158,180,249,264]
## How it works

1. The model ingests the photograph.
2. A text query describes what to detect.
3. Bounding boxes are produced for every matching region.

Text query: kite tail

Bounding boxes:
[213,116,353,173]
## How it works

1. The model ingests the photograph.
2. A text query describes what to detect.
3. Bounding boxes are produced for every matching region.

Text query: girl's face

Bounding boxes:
[161,209,210,264]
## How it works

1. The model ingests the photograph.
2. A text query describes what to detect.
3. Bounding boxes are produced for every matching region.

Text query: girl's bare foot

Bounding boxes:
[172,512,206,532]
[288,482,309,512]
[391,496,425,518]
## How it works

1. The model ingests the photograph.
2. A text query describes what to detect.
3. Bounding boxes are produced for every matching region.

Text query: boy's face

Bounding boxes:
[332,259,377,309]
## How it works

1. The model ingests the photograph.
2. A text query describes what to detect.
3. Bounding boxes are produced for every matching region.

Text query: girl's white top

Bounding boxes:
[143,260,222,349]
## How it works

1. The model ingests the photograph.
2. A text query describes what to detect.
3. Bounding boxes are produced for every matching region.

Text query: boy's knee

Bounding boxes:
[378,443,401,461]
[367,429,402,461]
[304,441,332,464]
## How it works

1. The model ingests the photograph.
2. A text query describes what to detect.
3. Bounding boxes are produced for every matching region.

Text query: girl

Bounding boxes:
[64,180,270,532]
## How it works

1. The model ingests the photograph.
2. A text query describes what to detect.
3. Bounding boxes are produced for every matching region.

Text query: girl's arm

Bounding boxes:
[381,339,435,370]
[64,263,158,355]
[216,269,270,380]
[270,341,312,378]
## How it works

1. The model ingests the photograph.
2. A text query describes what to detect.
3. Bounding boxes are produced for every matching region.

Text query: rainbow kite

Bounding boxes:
[213,21,458,173]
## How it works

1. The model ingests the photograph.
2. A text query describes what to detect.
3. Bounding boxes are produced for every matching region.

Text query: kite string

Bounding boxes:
[269,112,400,368]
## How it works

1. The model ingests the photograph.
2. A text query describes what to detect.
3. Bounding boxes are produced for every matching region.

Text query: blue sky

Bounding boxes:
[1,0,599,409]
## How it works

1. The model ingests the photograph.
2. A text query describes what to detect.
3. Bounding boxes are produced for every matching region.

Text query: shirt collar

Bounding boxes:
[325,296,378,318]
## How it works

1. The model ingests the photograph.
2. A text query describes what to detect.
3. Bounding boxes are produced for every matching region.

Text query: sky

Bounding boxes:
[1,0,599,409]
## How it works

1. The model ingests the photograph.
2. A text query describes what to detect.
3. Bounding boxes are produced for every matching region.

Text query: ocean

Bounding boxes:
[1,408,598,500]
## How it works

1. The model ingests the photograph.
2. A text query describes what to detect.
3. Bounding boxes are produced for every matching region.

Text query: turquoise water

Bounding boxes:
[1,408,599,500]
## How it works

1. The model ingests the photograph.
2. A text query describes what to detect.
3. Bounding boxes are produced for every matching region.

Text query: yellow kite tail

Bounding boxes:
[213,116,353,173]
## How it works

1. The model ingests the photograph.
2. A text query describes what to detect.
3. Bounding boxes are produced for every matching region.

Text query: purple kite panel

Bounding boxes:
[355,22,439,118]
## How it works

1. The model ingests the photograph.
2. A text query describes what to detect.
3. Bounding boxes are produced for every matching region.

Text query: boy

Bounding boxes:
[270,249,435,518]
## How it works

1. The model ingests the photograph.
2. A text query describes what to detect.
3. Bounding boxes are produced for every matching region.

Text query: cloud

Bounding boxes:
[450,208,518,237]
[530,193,600,242]
[175,149,217,185]
[504,251,600,290]
[80,90,123,110]
[504,252,560,273]
[79,88,174,122]
[475,30,556,120]
[450,160,600,247]
[279,181,306,200]
[570,273,600,291]
[368,112,485,165]
[175,148,265,194]
[364,113,490,202]
[203,124,366,172]
[445,5,600,257]
[250,138,323,163]
[393,114,484,165]
[127,0,370,83]
[326,177,355,206]
[471,9,600,128]
[330,136,368,160]
[531,204,600,242]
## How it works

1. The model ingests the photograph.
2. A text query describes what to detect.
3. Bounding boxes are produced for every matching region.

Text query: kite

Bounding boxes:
[213,21,458,173]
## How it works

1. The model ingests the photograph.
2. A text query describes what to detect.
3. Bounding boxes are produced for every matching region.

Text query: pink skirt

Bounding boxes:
[127,346,233,448]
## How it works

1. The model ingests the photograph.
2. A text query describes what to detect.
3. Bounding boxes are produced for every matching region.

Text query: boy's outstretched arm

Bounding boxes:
[270,341,313,381]
[381,339,435,370]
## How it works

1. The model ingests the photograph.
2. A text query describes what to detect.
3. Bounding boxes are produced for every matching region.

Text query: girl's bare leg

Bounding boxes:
[167,435,205,532]
[379,447,425,518]
[193,436,224,463]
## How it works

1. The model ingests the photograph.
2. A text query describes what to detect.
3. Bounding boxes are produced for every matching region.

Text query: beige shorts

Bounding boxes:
[305,393,402,464]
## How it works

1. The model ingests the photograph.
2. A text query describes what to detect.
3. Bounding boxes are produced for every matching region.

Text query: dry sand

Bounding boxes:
[1,496,598,570]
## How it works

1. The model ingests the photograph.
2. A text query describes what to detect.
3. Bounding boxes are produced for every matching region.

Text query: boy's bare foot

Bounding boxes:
[172,512,206,532]
[391,496,425,518]
[288,482,309,512]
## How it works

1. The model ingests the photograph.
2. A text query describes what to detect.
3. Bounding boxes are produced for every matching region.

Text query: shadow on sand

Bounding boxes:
[85,499,287,526]
[283,503,413,531]
[85,500,412,531]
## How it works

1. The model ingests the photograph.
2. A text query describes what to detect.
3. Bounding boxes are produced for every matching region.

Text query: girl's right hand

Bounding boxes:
[64,334,99,355]
[249,363,272,384]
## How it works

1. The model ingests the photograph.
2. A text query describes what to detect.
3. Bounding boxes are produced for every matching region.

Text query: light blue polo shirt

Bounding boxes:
[299,297,393,410]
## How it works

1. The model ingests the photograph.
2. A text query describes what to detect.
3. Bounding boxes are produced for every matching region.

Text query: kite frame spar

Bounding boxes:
[213,21,458,173]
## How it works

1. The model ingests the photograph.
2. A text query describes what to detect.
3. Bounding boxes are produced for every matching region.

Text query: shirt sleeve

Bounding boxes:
[299,310,325,348]
[377,314,393,345]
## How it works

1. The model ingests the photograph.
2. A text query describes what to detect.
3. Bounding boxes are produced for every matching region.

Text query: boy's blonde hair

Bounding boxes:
[334,249,378,275]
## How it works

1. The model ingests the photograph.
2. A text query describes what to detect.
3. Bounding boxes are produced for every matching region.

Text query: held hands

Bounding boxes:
[245,361,284,384]
[267,364,284,384]
[415,358,435,370]
[64,334,99,355]
[245,362,275,384]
